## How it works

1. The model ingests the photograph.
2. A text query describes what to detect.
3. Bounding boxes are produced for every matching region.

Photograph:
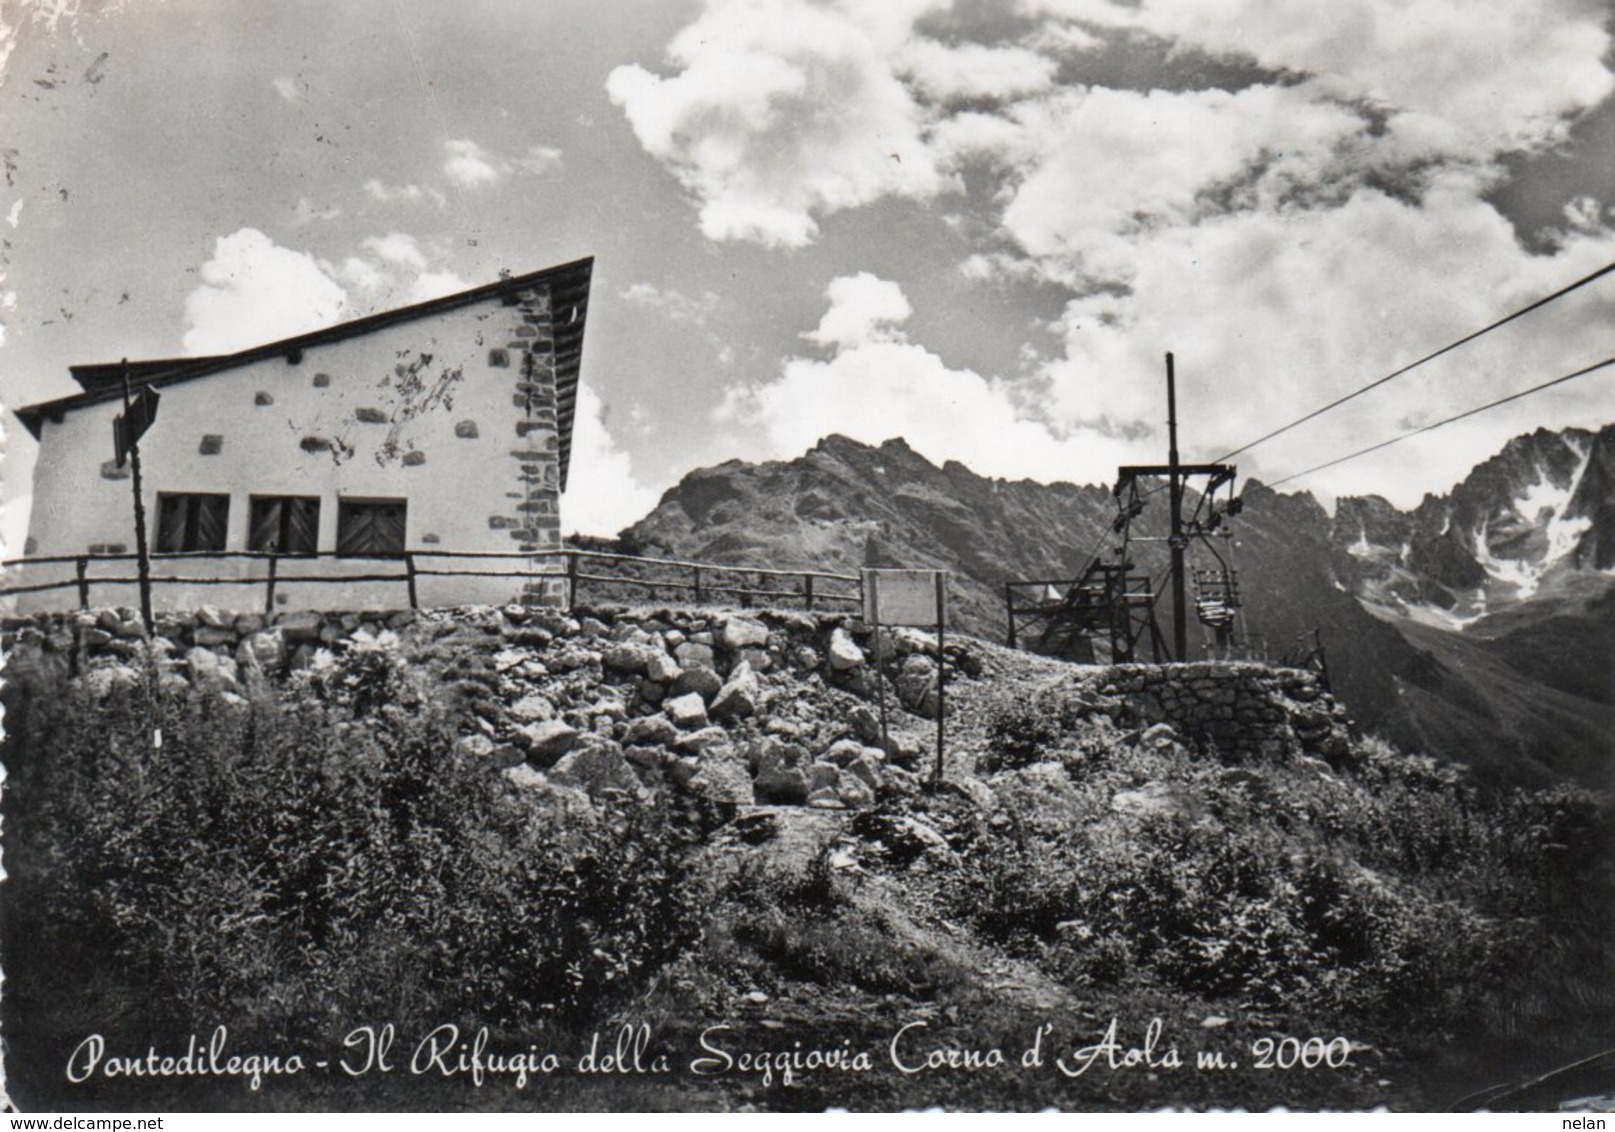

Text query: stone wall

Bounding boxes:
[2,608,1354,815]
[1076,662,1354,765]
[0,605,966,814]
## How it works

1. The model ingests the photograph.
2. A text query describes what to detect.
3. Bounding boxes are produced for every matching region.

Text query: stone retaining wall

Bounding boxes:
[1081,662,1353,764]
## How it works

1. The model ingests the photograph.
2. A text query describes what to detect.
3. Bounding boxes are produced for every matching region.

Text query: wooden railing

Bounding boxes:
[0,548,863,614]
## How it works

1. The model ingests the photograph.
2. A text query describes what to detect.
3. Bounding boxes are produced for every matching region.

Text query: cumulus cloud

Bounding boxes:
[621,0,1615,504]
[362,232,430,271]
[292,196,341,224]
[363,179,448,208]
[561,382,661,537]
[620,282,719,325]
[183,228,472,354]
[182,228,348,354]
[802,272,911,349]
[1035,175,1615,504]
[1026,0,1613,162]
[607,0,953,247]
[893,39,1058,102]
[719,274,1130,483]
[442,138,502,188]
[519,144,564,176]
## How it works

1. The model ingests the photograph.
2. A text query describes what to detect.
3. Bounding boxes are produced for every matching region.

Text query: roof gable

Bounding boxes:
[15,256,593,491]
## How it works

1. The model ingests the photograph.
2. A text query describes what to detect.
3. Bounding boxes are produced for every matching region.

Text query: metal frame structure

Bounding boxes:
[1005,353,1250,664]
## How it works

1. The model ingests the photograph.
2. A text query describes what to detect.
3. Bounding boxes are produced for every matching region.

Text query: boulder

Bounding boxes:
[237,628,287,674]
[808,761,841,794]
[749,737,808,774]
[670,664,723,702]
[602,643,653,675]
[823,739,882,768]
[666,692,709,730]
[883,730,926,770]
[549,740,641,799]
[844,752,884,790]
[516,720,579,767]
[186,646,240,691]
[196,604,234,630]
[896,655,940,718]
[754,764,810,805]
[673,726,731,755]
[837,775,876,810]
[510,693,556,724]
[193,626,237,648]
[709,661,761,722]
[737,647,773,674]
[645,651,682,685]
[848,704,882,746]
[674,641,717,670]
[721,617,769,650]
[827,628,864,672]
[276,610,324,643]
[623,714,679,748]
[503,763,549,790]
[686,754,755,806]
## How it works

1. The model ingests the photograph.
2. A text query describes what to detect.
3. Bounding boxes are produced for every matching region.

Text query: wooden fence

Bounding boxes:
[0,548,863,615]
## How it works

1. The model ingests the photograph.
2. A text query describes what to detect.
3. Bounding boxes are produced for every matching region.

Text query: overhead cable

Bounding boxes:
[1266,354,1615,488]
[1214,259,1615,462]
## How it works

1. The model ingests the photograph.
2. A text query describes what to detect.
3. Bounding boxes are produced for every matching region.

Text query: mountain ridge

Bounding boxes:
[616,426,1615,787]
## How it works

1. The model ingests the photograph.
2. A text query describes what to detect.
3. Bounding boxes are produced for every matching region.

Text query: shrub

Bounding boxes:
[6,646,698,1042]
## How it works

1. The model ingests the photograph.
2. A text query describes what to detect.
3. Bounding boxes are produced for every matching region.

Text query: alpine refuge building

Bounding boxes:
[12,257,592,614]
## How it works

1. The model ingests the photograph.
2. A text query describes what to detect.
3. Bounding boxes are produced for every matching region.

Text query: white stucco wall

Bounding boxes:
[15,285,566,614]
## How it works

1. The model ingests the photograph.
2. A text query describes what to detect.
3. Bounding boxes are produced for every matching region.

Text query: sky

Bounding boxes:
[2,0,1614,549]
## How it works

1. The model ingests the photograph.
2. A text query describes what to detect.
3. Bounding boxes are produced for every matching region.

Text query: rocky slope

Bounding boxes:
[5,605,1608,1111]
[615,429,1615,787]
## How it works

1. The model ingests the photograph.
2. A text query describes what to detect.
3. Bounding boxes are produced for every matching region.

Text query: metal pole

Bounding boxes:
[122,361,155,637]
[933,571,946,787]
[1166,352,1187,663]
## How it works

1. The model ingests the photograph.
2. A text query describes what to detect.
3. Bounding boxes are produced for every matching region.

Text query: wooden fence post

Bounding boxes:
[804,574,815,611]
[692,564,703,605]
[75,557,90,610]
[1005,581,1017,649]
[264,553,279,615]
[404,553,419,611]
[566,551,580,609]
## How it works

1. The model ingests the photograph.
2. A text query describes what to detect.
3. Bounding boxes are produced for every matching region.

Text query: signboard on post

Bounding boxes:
[113,387,161,469]
[862,569,949,786]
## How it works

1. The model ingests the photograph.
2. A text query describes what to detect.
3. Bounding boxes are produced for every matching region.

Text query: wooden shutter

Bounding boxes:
[287,498,320,553]
[157,495,188,553]
[251,497,320,553]
[338,501,406,556]
[194,495,229,551]
[249,498,284,551]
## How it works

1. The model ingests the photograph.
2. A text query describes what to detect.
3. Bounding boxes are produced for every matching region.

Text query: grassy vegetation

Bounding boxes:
[3,640,1610,1111]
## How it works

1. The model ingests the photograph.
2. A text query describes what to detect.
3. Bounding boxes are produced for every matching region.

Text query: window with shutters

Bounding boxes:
[336,498,407,556]
[248,496,321,555]
[155,492,230,553]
